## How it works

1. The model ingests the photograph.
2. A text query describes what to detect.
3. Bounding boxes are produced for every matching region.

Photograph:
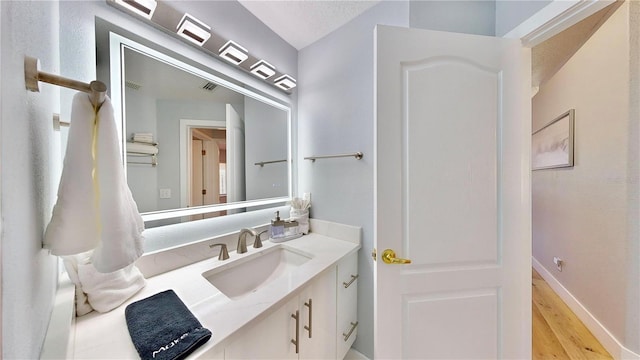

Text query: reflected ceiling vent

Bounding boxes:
[125,80,142,90]
[202,81,218,92]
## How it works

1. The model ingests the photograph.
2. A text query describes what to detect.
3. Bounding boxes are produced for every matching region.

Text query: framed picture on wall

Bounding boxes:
[532,109,575,170]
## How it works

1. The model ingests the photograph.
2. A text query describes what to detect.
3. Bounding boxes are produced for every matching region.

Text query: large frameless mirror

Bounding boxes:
[109,33,292,228]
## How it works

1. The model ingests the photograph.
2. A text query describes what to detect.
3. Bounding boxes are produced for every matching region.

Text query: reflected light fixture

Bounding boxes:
[219,40,249,65]
[115,0,157,19]
[274,74,297,91]
[250,60,276,80]
[176,13,211,46]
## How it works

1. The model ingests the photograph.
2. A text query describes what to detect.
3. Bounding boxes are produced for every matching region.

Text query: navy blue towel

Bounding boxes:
[125,290,212,360]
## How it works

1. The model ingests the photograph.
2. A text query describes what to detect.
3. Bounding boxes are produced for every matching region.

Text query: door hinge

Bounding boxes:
[202,189,207,195]
[371,248,377,262]
[202,149,206,156]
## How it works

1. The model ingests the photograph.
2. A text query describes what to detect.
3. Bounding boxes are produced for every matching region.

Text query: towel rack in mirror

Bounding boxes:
[127,153,158,167]
[24,56,107,108]
[255,159,288,167]
[304,152,363,162]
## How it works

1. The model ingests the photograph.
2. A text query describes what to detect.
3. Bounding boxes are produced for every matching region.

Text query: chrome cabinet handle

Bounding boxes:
[291,310,299,354]
[343,321,359,341]
[304,299,312,338]
[343,274,359,288]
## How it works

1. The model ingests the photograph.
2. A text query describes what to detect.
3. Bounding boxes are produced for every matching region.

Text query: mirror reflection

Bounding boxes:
[119,43,291,225]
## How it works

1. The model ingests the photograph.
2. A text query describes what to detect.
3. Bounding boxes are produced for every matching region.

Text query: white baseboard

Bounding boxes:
[532,257,640,359]
[40,273,75,359]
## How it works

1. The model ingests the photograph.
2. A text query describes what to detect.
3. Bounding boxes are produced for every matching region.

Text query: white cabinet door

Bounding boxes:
[299,268,337,360]
[336,253,358,360]
[224,296,298,360]
[224,263,346,360]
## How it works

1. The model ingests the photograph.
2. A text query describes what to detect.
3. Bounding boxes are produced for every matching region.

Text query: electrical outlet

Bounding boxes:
[553,256,563,272]
[159,188,171,199]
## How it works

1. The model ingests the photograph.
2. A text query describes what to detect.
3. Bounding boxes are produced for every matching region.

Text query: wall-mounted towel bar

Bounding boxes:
[52,114,70,131]
[255,159,288,167]
[24,56,107,108]
[127,153,158,167]
[304,152,363,162]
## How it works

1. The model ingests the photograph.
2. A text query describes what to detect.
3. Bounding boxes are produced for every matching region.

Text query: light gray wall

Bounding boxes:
[298,2,410,357]
[244,97,289,201]
[1,2,61,358]
[495,0,552,36]
[532,2,639,352]
[125,87,158,213]
[410,0,496,36]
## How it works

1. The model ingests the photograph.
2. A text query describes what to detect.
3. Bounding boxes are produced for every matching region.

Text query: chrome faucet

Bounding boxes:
[237,228,258,254]
[254,230,268,249]
[209,243,229,260]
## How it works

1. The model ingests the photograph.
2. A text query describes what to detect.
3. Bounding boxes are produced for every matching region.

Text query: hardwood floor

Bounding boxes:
[532,269,612,359]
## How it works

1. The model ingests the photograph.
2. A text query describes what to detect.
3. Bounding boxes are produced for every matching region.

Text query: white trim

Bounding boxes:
[179,119,226,209]
[503,0,615,47]
[532,257,640,359]
[40,273,76,359]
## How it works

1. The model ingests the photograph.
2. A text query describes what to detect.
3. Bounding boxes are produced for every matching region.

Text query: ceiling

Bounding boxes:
[237,0,381,50]
[236,0,619,92]
[125,1,620,100]
[124,48,244,104]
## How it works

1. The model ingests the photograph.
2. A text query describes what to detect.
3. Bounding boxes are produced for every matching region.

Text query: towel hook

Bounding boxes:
[24,56,107,108]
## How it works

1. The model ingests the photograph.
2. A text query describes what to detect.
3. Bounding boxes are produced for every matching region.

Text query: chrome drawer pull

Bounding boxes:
[343,274,359,288]
[342,321,358,341]
[291,310,299,354]
[304,299,312,338]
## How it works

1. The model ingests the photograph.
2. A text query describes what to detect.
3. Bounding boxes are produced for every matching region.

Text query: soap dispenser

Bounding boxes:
[270,211,285,239]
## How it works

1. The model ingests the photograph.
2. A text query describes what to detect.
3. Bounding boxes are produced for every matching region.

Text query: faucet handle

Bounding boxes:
[254,230,268,248]
[209,243,229,261]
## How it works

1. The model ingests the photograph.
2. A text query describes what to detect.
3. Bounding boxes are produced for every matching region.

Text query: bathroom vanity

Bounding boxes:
[69,219,360,359]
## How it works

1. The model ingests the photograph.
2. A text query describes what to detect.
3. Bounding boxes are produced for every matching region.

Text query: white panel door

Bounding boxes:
[374,25,531,359]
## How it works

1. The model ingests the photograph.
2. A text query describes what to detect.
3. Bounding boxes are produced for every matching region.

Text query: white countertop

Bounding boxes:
[70,224,360,359]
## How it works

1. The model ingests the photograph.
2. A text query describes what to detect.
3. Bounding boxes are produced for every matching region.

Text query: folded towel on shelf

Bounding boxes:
[44,92,144,273]
[127,142,159,155]
[125,290,212,360]
[133,133,155,144]
[63,251,146,315]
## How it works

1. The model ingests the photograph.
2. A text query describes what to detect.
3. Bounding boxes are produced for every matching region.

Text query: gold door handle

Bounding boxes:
[382,249,412,264]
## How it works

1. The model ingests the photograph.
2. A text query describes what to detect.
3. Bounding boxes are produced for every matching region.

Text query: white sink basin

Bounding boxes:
[202,246,312,299]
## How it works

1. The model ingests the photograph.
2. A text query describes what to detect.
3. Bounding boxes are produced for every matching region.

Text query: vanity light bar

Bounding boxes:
[274,74,297,91]
[115,0,157,19]
[219,40,249,65]
[250,60,276,80]
[106,0,296,93]
[176,13,211,46]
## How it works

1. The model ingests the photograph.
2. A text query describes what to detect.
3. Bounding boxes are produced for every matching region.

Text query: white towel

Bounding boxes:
[63,252,146,314]
[133,133,154,143]
[127,142,159,155]
[44,93,144,273]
